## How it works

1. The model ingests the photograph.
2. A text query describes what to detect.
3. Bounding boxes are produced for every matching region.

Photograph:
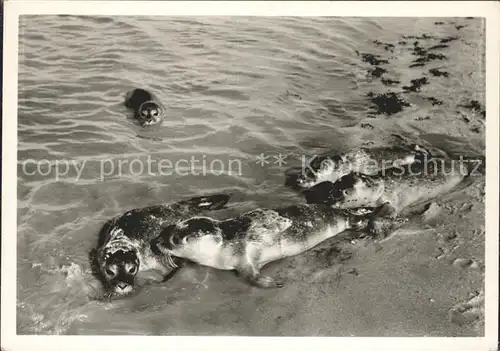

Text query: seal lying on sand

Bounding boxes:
[303,158,468,219]
[92,193,231,297]
[150,204,385,289]
[286,144,430,190]
[124,88,165,126]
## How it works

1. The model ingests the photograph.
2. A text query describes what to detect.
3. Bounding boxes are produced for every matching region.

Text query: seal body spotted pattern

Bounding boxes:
[303,158,468,218]
[287,144,430,190]
[151,204,380,289]
[94,194,231,297]
[124,88,165,126]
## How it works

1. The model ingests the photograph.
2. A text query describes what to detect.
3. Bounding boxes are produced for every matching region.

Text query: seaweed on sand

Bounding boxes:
[372,40,395,52]
[428,44,449,50]
[367,92,411,115]
[403,77,429,92]
[440,36,459,44]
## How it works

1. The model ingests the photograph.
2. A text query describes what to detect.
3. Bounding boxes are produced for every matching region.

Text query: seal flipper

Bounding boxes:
[236,264,284,289]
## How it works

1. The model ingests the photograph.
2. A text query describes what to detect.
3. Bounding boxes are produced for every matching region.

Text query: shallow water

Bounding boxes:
[17,16,484,335]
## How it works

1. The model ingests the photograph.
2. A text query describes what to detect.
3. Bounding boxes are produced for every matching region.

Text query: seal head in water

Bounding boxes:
[151,204,384,289]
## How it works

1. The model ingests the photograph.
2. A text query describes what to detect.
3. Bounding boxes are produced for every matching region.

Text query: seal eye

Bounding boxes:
[140,110,148,117]
[105,268,115,277]
[151,109,159,117]
[127,265,137,275]
[342,189,349,196]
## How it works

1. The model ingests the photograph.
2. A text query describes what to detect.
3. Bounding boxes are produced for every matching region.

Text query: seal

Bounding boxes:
[303,157,468,219]
[124,88,165,126]
[286,144,430,190]
[92,193,231,297]
[150,203,384,289]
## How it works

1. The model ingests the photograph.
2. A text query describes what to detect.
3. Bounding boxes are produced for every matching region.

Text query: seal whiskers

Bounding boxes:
[287,144,430,190]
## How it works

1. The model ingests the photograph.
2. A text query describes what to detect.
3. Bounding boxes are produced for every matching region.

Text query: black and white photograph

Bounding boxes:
[2,2,499,351]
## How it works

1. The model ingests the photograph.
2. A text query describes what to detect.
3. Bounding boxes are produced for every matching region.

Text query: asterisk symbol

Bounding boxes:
[273,153,287,166]
[256,153,270,166]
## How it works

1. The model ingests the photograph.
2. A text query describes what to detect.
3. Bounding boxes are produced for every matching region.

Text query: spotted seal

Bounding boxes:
[150,204,384,289]
[124,88,165,126]
[303,157,468,219]
[286,144,430,190]
[92,193,231,297]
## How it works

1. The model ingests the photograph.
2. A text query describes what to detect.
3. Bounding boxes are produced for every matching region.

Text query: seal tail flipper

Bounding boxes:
[236,264,284,289]
[181,193,232,211]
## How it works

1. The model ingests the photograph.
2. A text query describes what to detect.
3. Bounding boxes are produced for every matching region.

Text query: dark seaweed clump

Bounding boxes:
[455,24,467,30]
[434,21,445,25]
[440,36,459,44]
[356,51,389,66]
[415,116,431,121]
[367,92,410,115]
[409,40,448,68]
[461,113,471,123]
[402,34,436,40]
[429,68,449,77]
[381,78,400,86]
[403,77,429,92]
[413,53,447,64]
[470,125,481,133]
[373,40,395,52]
[370,67,387,78]
[409,63,425,68]
[459,100,486,118]
[412,42,426,56]
[424,97,443,106]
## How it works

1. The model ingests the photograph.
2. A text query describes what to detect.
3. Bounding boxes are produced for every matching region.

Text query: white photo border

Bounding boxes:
[2,2,499,351]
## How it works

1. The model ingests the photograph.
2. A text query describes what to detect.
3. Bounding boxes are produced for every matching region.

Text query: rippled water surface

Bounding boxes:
[17,16,485,335]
